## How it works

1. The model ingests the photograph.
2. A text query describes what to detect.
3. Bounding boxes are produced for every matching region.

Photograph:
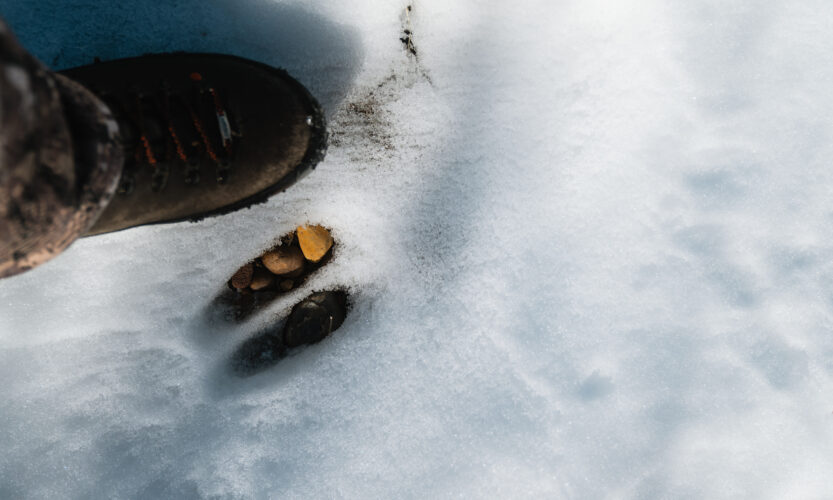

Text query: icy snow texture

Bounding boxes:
[2,0,833,498]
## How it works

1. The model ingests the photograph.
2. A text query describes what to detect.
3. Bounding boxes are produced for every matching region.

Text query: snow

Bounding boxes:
[2,0,833,497]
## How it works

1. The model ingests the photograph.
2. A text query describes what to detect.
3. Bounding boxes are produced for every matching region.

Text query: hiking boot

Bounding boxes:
[282,290,348,348]
[59,53,327,235]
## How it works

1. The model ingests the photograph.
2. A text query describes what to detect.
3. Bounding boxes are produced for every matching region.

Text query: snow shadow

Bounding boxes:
[228,325,287,376]
[2,0,363,116]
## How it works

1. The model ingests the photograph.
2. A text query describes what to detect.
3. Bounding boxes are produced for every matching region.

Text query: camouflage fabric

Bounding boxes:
[0,19,123,278]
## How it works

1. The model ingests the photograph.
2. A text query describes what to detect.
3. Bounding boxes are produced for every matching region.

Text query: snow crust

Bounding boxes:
[3,0,833,497]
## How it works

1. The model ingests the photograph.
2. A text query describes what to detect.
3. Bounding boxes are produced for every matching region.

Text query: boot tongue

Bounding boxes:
[139,109,167,152]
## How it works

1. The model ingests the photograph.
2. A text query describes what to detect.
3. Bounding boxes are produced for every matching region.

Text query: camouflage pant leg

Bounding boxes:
[0,19,123,279]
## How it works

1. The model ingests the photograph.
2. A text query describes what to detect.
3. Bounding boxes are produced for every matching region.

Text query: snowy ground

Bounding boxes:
[3,0,833,498]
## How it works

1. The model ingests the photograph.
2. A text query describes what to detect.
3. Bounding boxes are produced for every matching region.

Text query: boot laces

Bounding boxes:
[105,72,235,195]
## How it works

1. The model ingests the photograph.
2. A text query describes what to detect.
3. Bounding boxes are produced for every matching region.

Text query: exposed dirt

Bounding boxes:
[211,226,336,322]
[328,4,432,163]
